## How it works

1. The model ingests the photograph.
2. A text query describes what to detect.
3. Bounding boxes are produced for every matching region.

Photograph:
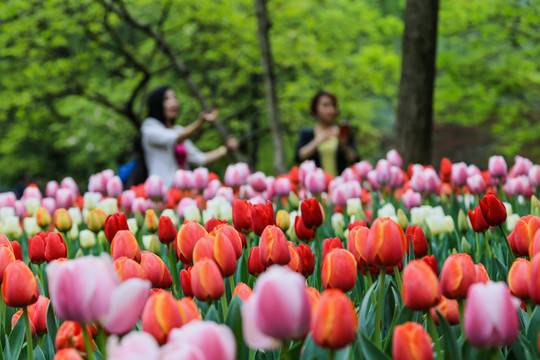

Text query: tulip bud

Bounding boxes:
[405,225,428,258]
[54,208,72,232]
[286,241,303,274]
[44,232,67,262]
[79,229,97,249]
[259,225,291,267]
[508,258,530,300]
[300,198,325,230]
[365,218,406,267]
[276,210,290,232]
[104,212,129,244]
[127,218,138,235]
[440,253,477,299]
[392,322,434,360]
[36,207,52,228]
[397,209,408,230]
[247,246,266,276]
[311,289,358,349]
[28,295,50,334]
[468,206,489,233]
[191,258,224,302]
[141,291,183,345]
[114,256,144,281]
[12,309,37,338]
[232,200,252,234]
[176,221,207,264]
[2,260,40,307]
[479,192,507,227]
[158,216,177,244]
[331,213,345,238]
[461,236,472,255]
[111,230,142,263]
[177,297,202,324]
[251,201,276,236]
[86,208,107,233]
[457,209,469,233]
[402,260,441,311]
[179,268,193,297]
[29,232,47,264]
[296,244,315,277]
[430,296,460,325]
[321,249,357,292]
[294,216,315,242]
[140,251,173,289]
[142,234,161,254]
[232,282,253,302]
[144,209,159,233]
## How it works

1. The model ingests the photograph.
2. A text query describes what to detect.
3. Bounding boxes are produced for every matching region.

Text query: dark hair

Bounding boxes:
[147,85,171,124]
[310,91,338,116]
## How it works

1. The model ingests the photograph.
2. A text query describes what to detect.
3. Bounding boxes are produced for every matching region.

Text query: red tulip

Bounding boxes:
[421,255,439,276]
[322,237,343,260]
[141,291,182,345]
[105,212,129,244]
[294,216,315,241]
[251,200,276,236]
[28,232,47,264]
[431,296,460,325]
[259,225,291,267]
[191,258,224,302]
[2,260,40,307]
[468,206,490,233]
[300,198,325,229]
[347,225,370,269]
[10,240,23,261]
[177,297,202,324]
[440,253,477,299]
[55,321,93,354]
[232,282,253,302]
[296,244,315,277]
[232,199,252,234]
[405,226,428,258]
[311,289,358,349]
[28,295,50,334]
[402,260,441,311]
[176,220,207,264]
[54,348,83,360]
[0,244,16,283]
[365,218,406,267]
[247,246,266,276]
[140,251,173,289]
[179,268,193,297]
[348,220,367,231]
[479,192,507,227]
[321,249,357,292]
[204,218,228,233]
[110,230,141,263]
[475,263,490,284]
[392,322,433,360]
[12,309,36,338]
[44,232,67,262]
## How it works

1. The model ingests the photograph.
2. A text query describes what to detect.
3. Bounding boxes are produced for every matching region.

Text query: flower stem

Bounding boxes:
[167,246,182,298]
[459,300,466,341]
[393,266,402,292]
[221,289,229,320]
[427,311,442,360]
[82,324,95,360]
[280,340,291,360]
[373,270,386,347]
[97,326,107,358]
[498,225,515,263]
[23,307,33,360]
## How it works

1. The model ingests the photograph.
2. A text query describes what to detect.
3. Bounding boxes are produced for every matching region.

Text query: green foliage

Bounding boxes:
[1,0,539,189]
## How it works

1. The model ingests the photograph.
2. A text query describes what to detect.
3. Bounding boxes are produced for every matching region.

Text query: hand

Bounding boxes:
[316,127,338,143]
[200,108,219,122]
[225,136,238,151]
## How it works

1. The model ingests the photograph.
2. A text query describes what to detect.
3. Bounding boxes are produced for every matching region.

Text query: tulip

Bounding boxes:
[528,255,540,304]
[286,241,303,274]
[513,215,540,257]
[12,309,37,338]
[464,281,519,348]
[296,244,315,277]
[430,296,460,325]
[405,226,428,258]
[114,256,144,281]
[347,225,369,269]
[140,251,172,289]
[402,189,422,210]
[451,162,468,186]
[177,297,202,325]
[311,289,358,349]
[365,218,406,267]
[294,216,315,241]
[27,295,49,334]
[106,331,160,360]
[167,321,236,360]
[242,266,310,349]
[475,263,490,284]
[105,212,129,244]
[47,254,150,334]
[215,223,243,259]
[79,229,97,249]
[232,282,253,302]
[141,291,183,345]
[259,225,291,267]
[402,260,441,311]
[173,169,194,189]
[273,177,292,196]
[9,240,22,261]
[250,200,276,236]
[508,258,530,300]
[321,249,357,292]
[467,174,487,195]
[144,175,164,199]
[0,244,16,283]
[479,192,507,227]
[468,206,490,233]
[392,322,433,360]
[191,258,224,301]
[54,208,72,232]
[224,162,251,187]
[87,208,107,232]
[300,198,325,230]
[176,220,208,264]
[29,232,47,264]
[179,268,193,297]
[55,321,92,355]
[2,260,40,307]
[247,246,266,276]
[248,171,267,192]
[322,237,343,259]
[158,216,177,245]
[54,348,84,360]
[489,155,508,178]
[36,207,52,228]
[440,253,477,299]
[386,149,403,167]
[276,210,290,232]
[421,255,439,276]
[111,230,141,263]
[304,168,327,194]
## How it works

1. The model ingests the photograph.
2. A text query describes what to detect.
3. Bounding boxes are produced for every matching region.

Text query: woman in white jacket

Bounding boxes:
[140,86,237,188]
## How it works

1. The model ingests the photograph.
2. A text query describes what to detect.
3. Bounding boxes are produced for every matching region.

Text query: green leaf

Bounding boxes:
[33,346,46,360]
[358,281,377,338]
[225,295,248,360]
[527,306,540,358]
[46,303,57,356]
[204,304,220,322]
[7,314,25,360]
[300,334,329,360]
[436,310,461,360]
[357,332,391,360]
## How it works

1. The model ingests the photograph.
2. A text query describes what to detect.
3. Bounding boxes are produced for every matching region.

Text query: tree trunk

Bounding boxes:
[395,0,439,165]
[254,0,287,175]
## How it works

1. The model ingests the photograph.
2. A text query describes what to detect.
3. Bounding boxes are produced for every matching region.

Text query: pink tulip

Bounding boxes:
[467,174,487,195]
[0,192,17,208]
[88,173,107,194]
[192,167,209,190]
[224,163,251,187]
[145,175,164,198]
[402,189,421,210]
[353,161,372,180]
[23,185,42,201]
[423,168,440,194]
[451,162,468,187]
[375,159,392,184]
[366,170,381,191]
[173,170,194,190]
[331,181,361,207]
[56,188,76,209]
[215,187,234,204]
[389,166,404,188]
[386,149,403,168]
[304,168,327,194]
[273,177,291,197]
[504,176,530,197]
[248,172,267,192]
[299,160,317,185]
[107,331,160,360]
[529,165,540,188]
[488,156,507,178]
[107,176,124,197]
[410,171,425,193]
[341,168,359,182]
[46,181,60,198]
[512,156,532,177]
[42,197,57,215]
[264,177,276,200]
[239,185,257,200]
[15,200,26,218]
[242,266,310,349]
[167,321,236,360]
[203,180,222,200]
[61,177,80,197]
[160,344,205,360]
[464,281,519,348]
[120,190,136,211]
[47,254,151,334]
[132,197,148,215]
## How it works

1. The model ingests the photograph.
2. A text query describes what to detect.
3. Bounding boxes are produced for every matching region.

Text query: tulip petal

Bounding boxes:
[104,279,151,334]
[241,297,281,350]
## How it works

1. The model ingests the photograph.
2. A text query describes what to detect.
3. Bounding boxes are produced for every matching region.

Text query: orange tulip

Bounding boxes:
[140,251,173,289]
[190,258,224,302]
[144,209,159,233]
[508,258,530,300]
[110,230,141,263]
[176,220,207,264]
[322,237,343,260]
[321,249,357,292]
[392,322,433,360]
[311,289,358,349]
[141,291,182,345]
[113,256,144,281]
[528,255,540,304]
[347,225,370,269]
[0,244,15,283]
[440,253,477,299]
[177,297,202,324]
[2,260,40,307]
[193,234,237,278]
[232,282,253,302]
[365,218,406,267]
[54,348,83,360]
[214,224,243,260]
[512,215,540,256]
[430,296,460,325]
[402,260,441,311]
[305,287,321,325]
[259,225,291,267]
[475,263,490,284]
[28,295,50,334]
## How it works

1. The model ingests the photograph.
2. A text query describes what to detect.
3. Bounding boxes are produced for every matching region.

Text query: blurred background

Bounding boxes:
[1,0,539,190]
